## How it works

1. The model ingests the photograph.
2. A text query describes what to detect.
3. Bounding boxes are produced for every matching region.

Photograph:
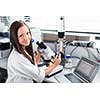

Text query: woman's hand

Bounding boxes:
[44,54,61,76]
[35,51,41,65]
[53,54,61,67]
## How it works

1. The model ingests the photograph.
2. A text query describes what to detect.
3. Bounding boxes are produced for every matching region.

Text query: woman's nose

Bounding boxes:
[23,35,28,40]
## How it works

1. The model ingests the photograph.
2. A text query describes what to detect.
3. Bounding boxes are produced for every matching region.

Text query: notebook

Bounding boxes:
[64,57,100,83]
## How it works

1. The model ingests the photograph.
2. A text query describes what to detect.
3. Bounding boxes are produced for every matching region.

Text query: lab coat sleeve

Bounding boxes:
[9,52,45,82]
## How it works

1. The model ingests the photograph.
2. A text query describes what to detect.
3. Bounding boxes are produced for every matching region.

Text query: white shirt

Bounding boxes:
[6,48,45,83]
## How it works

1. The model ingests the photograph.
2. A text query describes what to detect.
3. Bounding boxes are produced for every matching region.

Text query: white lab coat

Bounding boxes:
[6,48,45,83]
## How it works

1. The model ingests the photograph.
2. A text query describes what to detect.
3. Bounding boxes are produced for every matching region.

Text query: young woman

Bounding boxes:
[6,20,61,83]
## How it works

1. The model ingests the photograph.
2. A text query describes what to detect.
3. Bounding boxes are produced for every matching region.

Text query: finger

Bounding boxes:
[56,54,59,59]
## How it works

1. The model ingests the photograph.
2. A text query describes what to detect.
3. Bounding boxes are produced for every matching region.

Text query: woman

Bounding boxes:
[6,20,61,83]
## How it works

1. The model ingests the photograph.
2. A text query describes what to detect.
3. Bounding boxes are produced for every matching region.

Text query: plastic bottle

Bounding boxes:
[65,54,72,71]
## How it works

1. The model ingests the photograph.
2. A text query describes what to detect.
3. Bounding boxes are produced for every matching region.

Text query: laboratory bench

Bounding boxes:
[44,66,100,83]
[44,58,100,83]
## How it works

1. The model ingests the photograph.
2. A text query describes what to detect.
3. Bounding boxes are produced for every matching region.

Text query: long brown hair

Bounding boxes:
[10,20,34,64]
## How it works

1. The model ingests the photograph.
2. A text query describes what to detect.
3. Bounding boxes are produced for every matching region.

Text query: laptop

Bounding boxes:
[64,57,100,83]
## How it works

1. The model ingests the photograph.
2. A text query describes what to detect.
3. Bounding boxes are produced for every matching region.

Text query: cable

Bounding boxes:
[70,46,79,56]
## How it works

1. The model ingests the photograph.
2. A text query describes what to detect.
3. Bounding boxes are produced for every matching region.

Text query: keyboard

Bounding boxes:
[64,73,84,83]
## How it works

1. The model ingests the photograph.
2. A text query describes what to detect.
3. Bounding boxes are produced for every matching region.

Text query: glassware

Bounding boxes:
[65,54,72,71]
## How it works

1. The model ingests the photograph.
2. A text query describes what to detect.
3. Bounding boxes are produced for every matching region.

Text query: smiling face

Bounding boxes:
[17,25,31,48]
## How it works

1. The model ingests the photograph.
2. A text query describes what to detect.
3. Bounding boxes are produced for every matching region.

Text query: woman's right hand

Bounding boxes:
[53,54,61,67]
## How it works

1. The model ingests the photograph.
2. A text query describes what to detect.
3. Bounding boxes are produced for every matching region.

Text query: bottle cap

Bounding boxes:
[32,38,34,43]
[66,54,71,59]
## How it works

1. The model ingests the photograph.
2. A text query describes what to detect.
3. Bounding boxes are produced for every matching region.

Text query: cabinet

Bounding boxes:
[0,67,7,82]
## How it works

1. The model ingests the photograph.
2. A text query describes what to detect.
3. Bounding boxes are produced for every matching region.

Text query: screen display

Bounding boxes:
[77,60,95,77]
[75,57,99,82]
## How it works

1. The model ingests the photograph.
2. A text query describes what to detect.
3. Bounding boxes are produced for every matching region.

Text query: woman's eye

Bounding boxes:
[19,34,23,37]
[26,32,29,35]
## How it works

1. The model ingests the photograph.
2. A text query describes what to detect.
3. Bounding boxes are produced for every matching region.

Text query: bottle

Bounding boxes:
[65,54,72,71]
